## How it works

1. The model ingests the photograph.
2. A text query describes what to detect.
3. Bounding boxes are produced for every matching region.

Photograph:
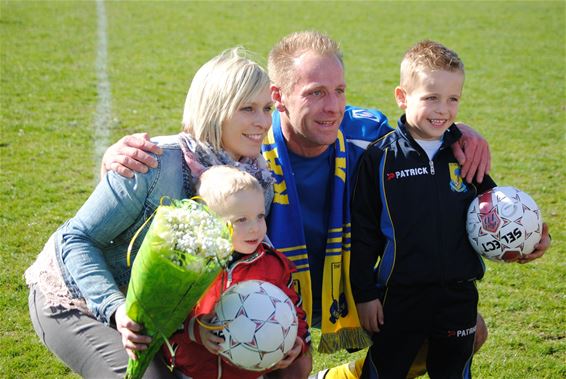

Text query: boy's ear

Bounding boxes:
[271,85,286,112]
[395,86,408,110]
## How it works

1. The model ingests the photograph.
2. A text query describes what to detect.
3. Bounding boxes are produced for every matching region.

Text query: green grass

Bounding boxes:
[1,1,564,378]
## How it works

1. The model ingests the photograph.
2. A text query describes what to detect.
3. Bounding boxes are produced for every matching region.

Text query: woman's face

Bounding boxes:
[221,86,273,161]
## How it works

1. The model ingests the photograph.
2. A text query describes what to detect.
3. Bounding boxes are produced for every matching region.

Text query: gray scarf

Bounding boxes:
[178,133,275,212]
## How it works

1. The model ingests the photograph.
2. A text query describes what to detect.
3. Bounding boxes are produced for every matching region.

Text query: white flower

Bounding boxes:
[157,200,232,271]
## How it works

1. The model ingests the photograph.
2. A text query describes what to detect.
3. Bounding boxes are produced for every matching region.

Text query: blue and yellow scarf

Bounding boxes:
[262,112,371,353]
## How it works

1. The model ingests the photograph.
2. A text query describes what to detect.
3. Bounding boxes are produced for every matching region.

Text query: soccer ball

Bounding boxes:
[213,280,299,371]
[466,186,543,262]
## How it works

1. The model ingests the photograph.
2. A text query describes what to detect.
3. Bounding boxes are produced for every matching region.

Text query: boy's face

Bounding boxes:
[395,69,464,140]
[220,188,267,255]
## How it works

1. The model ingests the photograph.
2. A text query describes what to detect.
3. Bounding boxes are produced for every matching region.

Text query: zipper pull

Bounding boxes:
[429,160,435,175]
[226,269,233,288]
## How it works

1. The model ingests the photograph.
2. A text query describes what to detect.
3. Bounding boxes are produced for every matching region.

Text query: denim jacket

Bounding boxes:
[55,135,190,324]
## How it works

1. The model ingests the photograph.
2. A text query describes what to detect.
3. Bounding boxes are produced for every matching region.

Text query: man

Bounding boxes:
[103,31,550,378]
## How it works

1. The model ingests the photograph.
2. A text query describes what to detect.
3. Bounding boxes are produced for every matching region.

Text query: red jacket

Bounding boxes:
[163,243,310,379]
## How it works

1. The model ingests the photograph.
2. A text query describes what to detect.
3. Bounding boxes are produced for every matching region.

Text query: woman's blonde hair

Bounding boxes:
[182,47,270,150]
[197,165,263,215]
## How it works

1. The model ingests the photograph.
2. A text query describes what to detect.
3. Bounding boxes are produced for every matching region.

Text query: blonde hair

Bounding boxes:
[197,166,263,215]
[400,40,464,91]
[268,30,343,93]
[182,47,270,150]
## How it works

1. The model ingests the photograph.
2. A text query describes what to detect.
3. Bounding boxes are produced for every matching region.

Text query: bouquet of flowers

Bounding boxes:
[124,198,232,379]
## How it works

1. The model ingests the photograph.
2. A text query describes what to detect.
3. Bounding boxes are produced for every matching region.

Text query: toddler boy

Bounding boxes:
[164,165,311,379]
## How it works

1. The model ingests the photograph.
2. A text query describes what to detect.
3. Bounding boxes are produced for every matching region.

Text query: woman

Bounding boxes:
[25,48,280,378]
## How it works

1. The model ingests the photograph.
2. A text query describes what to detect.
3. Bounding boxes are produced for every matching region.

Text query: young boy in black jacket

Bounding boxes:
[350,40,496,378]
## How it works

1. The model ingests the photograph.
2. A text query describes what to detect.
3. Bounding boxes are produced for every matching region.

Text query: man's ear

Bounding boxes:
[394,86,408,110]
[271,85,286,112]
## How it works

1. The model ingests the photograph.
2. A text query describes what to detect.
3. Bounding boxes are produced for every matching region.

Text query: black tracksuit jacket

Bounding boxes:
[351,116,495,303]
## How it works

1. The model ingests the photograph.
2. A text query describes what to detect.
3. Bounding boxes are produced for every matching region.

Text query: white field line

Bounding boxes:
[93,0,111,181]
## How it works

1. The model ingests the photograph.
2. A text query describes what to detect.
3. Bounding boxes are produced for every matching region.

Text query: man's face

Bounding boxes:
[275,52,346,157]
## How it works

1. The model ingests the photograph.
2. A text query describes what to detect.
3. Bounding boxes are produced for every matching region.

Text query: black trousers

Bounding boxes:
[361,282,478,379]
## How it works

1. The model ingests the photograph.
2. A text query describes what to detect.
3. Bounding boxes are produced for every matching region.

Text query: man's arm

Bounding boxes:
[100,133,162,179]
[105,122,486,182]
[452,123,491,183]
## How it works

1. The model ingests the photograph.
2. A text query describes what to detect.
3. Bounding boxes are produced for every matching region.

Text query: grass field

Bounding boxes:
[1,1,564,378]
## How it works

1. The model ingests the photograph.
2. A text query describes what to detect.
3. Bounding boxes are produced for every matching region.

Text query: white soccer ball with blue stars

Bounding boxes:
[466,186,543,262]
[214,280,299,371]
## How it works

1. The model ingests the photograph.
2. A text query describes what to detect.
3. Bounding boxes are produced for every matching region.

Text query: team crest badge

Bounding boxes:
[449,163,467,192]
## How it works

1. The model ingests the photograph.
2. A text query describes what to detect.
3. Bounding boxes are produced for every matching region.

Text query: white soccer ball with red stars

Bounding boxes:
[213,280,298,371]
[466,186,543,262]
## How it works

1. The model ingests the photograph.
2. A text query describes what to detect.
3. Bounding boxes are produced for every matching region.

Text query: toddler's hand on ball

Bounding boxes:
[198,315,224,355]
[273,337,304,369]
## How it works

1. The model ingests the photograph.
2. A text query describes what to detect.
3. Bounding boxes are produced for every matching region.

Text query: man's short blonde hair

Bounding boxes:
[400,40,464,92]
[197,166,263,216]
[268,30,343,93]
[182,47,270,150]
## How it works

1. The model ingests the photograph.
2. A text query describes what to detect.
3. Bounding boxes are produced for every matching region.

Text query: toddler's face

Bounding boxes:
[397,69,464,140]
[220,188,267,255]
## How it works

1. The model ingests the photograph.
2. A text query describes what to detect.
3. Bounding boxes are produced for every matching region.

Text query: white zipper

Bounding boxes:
[225,252,262,288]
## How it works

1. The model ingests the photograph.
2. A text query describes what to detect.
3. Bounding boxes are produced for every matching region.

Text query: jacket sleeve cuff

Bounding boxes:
[353,287,383,304]
[187,316,201,344]
[101,292,126,325]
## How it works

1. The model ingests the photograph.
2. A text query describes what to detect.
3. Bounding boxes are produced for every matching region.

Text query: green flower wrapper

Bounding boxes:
[124,198,232,379]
